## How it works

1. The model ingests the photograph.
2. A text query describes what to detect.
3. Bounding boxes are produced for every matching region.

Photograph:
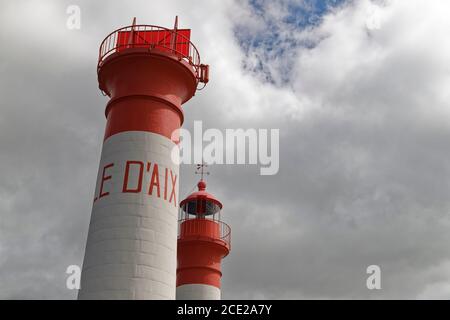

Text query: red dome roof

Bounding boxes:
[180,180,222,215]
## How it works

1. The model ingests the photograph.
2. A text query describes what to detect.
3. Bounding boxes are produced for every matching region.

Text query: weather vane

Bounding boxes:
[195,162,210,181]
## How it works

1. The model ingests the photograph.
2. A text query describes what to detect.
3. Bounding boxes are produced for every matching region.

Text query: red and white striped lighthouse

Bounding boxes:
[78,17,209,300]
[176,172,231,300]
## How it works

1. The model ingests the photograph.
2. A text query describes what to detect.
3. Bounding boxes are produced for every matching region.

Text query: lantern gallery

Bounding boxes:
[93,160,178,206]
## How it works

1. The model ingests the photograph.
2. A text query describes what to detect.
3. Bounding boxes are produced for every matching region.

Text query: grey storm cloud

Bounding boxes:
[1,0,450,299]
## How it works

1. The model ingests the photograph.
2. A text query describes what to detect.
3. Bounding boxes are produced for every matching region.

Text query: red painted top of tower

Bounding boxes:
[180,180,223,215]
[95,17,209,142]
[178,178,231,254]
[97,17,209,90]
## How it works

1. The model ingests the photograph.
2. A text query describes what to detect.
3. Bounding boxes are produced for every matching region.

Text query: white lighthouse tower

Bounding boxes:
[78,17,209,299]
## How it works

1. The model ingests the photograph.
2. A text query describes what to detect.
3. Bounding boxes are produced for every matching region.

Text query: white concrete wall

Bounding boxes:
[78,131,179,300]
[176,284,221,300]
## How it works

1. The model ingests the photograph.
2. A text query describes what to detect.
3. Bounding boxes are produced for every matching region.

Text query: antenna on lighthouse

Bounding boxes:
[171,16,179,51]
[195,162,210,181]
[128,17,137,46]
[174,15,179,30]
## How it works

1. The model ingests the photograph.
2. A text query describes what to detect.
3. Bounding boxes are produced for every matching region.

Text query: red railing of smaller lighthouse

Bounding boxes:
[178,218,231,249]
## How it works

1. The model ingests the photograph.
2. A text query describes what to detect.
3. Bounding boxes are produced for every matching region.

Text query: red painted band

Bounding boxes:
[98,48,197,142]
[177,239,229,288]
[104,95,182,141]
[177,266,222,288]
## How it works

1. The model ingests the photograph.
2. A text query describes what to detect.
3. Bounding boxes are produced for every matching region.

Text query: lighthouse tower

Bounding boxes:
[78,17,209,300]
[176,167,231,300]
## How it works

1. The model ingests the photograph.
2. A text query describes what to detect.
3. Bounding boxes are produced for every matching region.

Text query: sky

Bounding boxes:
[1,0,450,299]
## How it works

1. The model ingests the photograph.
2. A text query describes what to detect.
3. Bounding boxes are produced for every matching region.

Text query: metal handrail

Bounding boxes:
[178,218,231,248]
[97,24,201,78]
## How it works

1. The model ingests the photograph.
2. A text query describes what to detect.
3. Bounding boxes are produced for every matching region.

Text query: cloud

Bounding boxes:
[1,0,450,299]
[221,0,450,299]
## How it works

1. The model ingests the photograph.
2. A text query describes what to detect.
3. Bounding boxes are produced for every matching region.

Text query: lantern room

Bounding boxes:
[178,179,230,250]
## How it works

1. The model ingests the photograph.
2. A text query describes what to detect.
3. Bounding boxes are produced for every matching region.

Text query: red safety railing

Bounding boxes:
[178,218,231,249]
[98,24,204,81]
